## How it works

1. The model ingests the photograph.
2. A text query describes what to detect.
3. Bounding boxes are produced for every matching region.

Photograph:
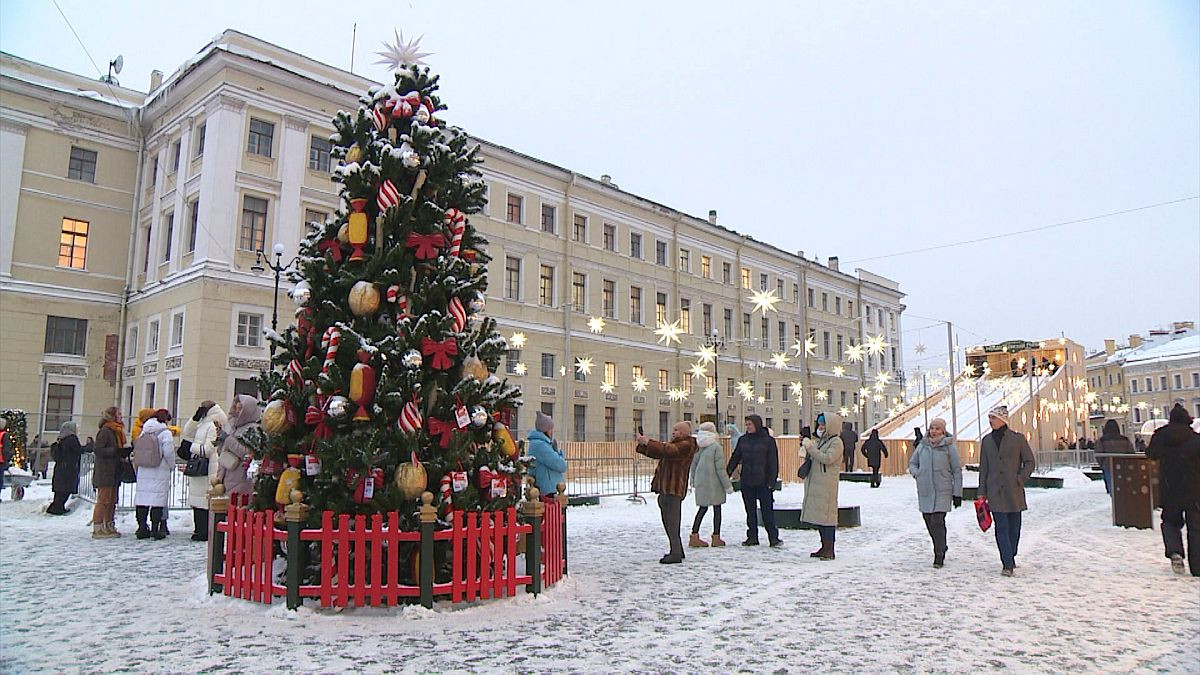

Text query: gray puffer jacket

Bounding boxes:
[909,434,962,513]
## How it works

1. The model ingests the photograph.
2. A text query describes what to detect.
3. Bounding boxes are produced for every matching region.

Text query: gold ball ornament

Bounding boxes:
[394,460,428,500]
[261,399,294,435]
[345,144,364,165]
[337,222,350,244]
[460,355,488,382]
[348,281,381,317]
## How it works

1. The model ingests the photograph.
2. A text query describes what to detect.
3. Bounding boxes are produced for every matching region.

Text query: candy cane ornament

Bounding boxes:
[321,326,341,377]
[398,395,423,434]
[448,297,467,333]
[444,209,466,258]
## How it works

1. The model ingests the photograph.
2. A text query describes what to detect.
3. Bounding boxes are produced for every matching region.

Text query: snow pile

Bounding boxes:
[1046,466,1095,488]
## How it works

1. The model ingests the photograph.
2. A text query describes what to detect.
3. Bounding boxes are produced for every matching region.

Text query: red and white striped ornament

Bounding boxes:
[391,99,413,118]
[444,208,466,258]
[321,326,341,377]
[448,297,467,332]
[287,359,304,389]
[398,395,423,434]
[372,106,388,133]
[439,473,452,515]
[377,179,400,213]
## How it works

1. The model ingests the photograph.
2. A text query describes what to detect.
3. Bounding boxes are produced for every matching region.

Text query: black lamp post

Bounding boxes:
[703,329,726,428]
[251,242,298,358]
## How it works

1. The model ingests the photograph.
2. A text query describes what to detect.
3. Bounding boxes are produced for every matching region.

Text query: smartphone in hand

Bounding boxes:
[637,426,644,436]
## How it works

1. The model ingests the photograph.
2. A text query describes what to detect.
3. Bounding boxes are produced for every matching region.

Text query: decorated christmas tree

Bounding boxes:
[249,34,523,531]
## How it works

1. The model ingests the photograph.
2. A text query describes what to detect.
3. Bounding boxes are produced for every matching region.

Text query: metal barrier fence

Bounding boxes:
[76,454,192,510]
[1034,448,1095,472]
[564,456,653,502]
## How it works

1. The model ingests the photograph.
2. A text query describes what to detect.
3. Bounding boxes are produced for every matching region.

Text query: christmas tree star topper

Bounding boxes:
[375,29,432,71]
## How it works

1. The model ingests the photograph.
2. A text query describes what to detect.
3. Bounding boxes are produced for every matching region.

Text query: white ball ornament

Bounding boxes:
[326,395,351,420]
[415,107,430,124]
[402,349,423,369]
[470,406,489,428]
[291,281,312,306]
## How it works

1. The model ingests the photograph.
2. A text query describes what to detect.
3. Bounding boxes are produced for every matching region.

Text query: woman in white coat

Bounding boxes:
[181,401,226,541]
[134,409,175,540]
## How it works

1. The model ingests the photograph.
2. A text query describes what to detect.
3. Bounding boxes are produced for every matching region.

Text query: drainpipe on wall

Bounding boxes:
[797,254,810,426]
[114,107,146,409]
[560,173,576,438]
[671,213,682,422]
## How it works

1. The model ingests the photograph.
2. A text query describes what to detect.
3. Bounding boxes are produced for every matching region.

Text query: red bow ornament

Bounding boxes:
[305,397,332,439]
[405,232,446,260]
[317,238,344,263]
[427,417,456,449]
[420,336,458,370]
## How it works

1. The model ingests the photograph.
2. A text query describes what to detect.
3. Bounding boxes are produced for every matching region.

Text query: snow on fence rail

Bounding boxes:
[208,486,567,610]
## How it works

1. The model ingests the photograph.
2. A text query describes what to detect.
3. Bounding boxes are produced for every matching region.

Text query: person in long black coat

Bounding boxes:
[47,421,91,515]
[1096,419,1133,495]
[860,428,889,488]
[726,414,781,547]
[840,421,859,472]
[1145,404,1200,576]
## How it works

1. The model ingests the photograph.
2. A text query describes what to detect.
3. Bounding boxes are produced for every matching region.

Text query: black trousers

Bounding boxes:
[193,507,210,539]
[136,505,166,531]
[692,504,722,535]
[657,494,684,557]
[47,491,71,514]
[741,484,779,543]
[870,466,882,487]
[1161,505,1200,576]
[843,448,856,472]
[922,511,947,556]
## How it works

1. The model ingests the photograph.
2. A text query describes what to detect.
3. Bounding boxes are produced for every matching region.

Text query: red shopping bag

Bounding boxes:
[975,497,993,532]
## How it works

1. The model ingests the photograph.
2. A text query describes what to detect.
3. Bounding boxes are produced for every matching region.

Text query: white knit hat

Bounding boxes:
[988,405,1010,425]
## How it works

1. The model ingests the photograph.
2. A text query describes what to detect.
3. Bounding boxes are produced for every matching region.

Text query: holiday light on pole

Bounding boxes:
[815,390,829,402]
[736,381,754,401]
[875,371,893,387]
[513,362,527,376]
[574,356,593,376]
[654,319,684,345]
[749,288,781,315]
[688,362,708,380]
[846,344,865,363]
[696,344,718,365]
[632,375,649,393]
[704,387,717,401]
[587,316,606,334]
[865,334,889,357]
[770,352,791,370]
[509,332,527,349]
[789,381,805,399]
[601,381,615,394]
[668,388,689,402]
[832,365,846,378]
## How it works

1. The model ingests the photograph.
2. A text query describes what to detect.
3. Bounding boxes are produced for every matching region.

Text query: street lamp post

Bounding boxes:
[703,329,726,428]
[251,242,298,359]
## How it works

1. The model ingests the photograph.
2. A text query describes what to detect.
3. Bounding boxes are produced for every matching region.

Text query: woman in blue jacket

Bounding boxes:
[527,411,567,498]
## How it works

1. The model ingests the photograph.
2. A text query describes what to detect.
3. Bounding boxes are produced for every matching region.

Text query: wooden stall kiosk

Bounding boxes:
[1095,453,1158,529]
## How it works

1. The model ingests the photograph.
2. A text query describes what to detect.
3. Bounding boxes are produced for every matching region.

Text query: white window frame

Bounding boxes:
[146,318,160,355]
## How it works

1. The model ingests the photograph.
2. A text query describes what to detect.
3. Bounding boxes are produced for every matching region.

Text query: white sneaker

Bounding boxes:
[1170,554,1186,575]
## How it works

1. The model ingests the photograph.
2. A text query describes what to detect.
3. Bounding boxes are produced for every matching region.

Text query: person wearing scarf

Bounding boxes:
[92,406,127,538]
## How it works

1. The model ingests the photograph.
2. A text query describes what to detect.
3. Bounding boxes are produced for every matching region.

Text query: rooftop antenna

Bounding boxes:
[350,24,357,73]
[100,54,123,86]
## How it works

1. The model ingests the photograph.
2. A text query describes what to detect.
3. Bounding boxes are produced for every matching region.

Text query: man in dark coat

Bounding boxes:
[977,405,1036,576]
[727,415,781,547]
[1145,404,1200,576]
[636,421,698,564]
[840,421,860,472]
[860,428,889,488]
[47,421,91,515]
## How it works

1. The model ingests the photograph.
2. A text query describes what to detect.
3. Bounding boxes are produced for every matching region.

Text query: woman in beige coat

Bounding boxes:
[803,412,844,560]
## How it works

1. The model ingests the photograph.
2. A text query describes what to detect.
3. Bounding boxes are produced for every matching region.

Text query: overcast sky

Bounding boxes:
[3,0,1197,367]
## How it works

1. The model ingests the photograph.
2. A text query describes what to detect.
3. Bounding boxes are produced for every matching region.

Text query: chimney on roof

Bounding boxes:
[1174,321,1195,333]
[797,250,805,259]
[599,174,612,185]
[708,210,718,225]
[1104,338,1116,356]
[828,256,839,271]
[149,70,163,90]
[1128,334,1143,348]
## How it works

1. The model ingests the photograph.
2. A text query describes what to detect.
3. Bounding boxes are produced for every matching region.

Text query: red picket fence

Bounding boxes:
[211,497,566,609]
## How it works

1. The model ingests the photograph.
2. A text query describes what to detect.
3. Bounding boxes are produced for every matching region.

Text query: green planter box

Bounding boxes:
[762,506,861,529]
[840,472,873,483]
[1025,475,1064,489]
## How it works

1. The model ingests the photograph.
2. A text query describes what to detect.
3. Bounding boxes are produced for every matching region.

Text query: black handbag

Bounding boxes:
[116,458,137,484]
[797,456,814,479]
[183,453,209,477]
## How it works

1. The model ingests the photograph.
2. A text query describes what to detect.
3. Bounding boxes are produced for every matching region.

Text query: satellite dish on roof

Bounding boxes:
[112,55,124,75]
[100,55,123,85]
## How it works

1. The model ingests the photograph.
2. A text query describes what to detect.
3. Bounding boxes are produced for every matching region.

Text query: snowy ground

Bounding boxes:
[2,471,1197,673]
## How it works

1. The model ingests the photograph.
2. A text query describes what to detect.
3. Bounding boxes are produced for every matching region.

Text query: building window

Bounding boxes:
[170,140,181,173]
[658,369,670,392]
[633,365,645,383]
[679,248,690,272]
[308,135,331,171]
[889,312,896,331]
[807,288,815,307]
[187,200,200,253]
[878,308,885,326]
[540,402,554,420]
[777,279,784,298]
[823,331,831,359]
[837,335,844,362]
[505,349,521,375]
[145,382,156,409]
[541,353,555,378]
[572,214,586,242]
[67,146,97,183]
[169,312,185,348]
[595,223,612,252]
[239,196,268,252]
[233,379,257,397]
[761,317,769,349]
[778,321,787,351]
[604,362,617,386]
[723,308,733,338]
[822,293,829,312]
[506,193,523,224]
[656,240,668,266]
[658,411,670,440]
[701,255,712,279]
[247,118,275,157]
[540,204,557,234]
[630,286,643,324]
[573,405,586,442]
[44,383,75,432]
[847,300,854,317]
[58,217,89,269]
[168,379,180,420]
[1174,374,1183,389]
[162,213,174,262]
[504,256,521,300]
[44,316,87,355]
[572,272,586,311]
[150,157,158,187]
[126,325,138,361]
[539,265,555,306]
[765,382,773,401]
[742,313,751,340]
[705,374,716,392]
[680,299,691,333]
[633,409,644,435]
[1160,376,1168,391]
[759,273,768,291]
[602,279,616,319]
[1192,373,1199,388]
[741,267,751,289]
[147,319,160,355]
[574,361,587,382]
[630,232,642,259]
[1145,378,1152,392]
[236,312,262,348]
[835,297,842,316]
[304,209,328,232]
[604,407,616,442]
[722,262,732,285]
[702,303,713,335]
[194,123,206,157]
[656,292,668,325]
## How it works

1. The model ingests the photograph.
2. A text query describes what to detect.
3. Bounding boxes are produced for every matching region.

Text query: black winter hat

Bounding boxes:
[1169,403,1192,425]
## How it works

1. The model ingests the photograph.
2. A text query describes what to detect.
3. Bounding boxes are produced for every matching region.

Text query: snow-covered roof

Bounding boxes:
[1124,334,1200,368]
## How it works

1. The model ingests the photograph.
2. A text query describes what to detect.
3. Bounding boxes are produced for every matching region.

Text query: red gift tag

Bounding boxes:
[362,477,375,500]
[451,470,468,492]
[305,454,321,476]
[455,401,470,428]
[490,477,507,500]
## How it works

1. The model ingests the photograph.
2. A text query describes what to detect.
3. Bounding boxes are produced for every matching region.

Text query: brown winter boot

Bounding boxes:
[819,541,835,561]
[92,522,118,539]
[688,532,709,548]
[710,534,726,547]
[106,520,122,537]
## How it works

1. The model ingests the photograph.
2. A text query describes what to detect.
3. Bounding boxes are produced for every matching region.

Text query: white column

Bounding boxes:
[275,115,308,256]
[0,119,29,277]
[167,119,195,275]
[194,94,245,267]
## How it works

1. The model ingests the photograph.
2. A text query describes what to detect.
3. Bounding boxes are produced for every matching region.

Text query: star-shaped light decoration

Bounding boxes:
[872,394,884,403]
[749,288,781,315]
[688,362,708,380]
[859,386,871,398]
[587,316,606,334]
[873,382,886,394]
[846,344,865,363]
[982,364,992,377]
[654,319,683,346]
[509,332,527,349]
[558,365,567,377]
[815,389,829,402]
[757,396,766,404]
[865,334,889,357]
[770,352,791,370]
[1016,357,1027,369]
[875,371,893,387]
[962,364,978,377]
[574,356,593,376]
[804,337,817,357]
[600,381,615,394]
[1084,391,1098,404]
[513,362,527,376]
[704,387,717,401]
[832,365,846,378]
[375,29,432,71]
[838,406,851,417]
[735,381,754,401]
[696,344,718,365]
[789,381,804,398]
[632,375,649,392]
[668,387,688,402]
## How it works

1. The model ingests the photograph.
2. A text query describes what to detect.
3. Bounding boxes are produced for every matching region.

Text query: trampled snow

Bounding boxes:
[2,472,1196,672]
